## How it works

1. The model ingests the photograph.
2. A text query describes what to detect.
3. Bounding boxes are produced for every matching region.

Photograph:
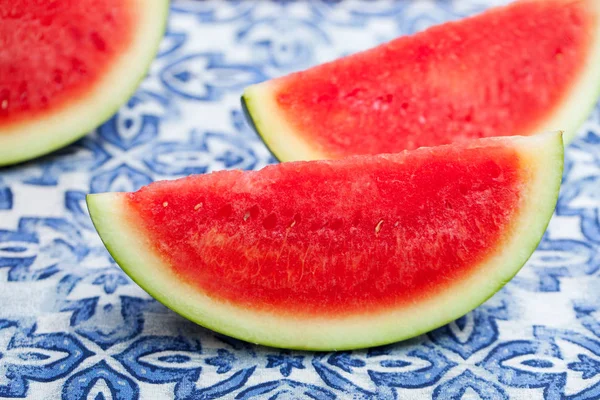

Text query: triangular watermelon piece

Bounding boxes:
[243,0,600,161]
[87,131,563,350]
[0,0,168,166]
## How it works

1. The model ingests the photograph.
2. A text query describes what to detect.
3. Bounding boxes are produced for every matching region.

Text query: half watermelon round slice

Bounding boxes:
[0,0,169,166]
[243,0,600,161]
[87,131,563,350]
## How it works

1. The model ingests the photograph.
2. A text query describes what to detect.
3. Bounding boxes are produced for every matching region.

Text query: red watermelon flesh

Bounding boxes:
[0,0,133,126]
[0,0,168,166]
[128,144,521,316]
[87,132,563,350]
[243,0,600,161]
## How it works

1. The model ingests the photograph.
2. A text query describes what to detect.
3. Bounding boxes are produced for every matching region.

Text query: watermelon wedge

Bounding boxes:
[0,0,169,166]
[87,131,562,350]
[243,0,600,162]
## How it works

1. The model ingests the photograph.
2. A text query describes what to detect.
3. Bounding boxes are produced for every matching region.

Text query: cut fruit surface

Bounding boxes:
[243,0,600,161]
[87,132,563,350]
[0,0,169,166]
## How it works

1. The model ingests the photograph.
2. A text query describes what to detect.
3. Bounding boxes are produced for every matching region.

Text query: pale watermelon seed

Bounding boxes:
[375,220,384,234]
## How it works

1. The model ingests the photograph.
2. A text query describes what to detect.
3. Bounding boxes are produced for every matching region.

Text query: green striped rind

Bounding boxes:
[87,132,563,350]
[0,0,169,166]
[242,0,600,162]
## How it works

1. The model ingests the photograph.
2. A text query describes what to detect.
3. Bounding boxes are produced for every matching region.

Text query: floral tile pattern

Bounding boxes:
[1,1,599,398]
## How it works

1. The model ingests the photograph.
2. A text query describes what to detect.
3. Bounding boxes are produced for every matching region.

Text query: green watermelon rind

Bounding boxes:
[86,132,563,350]
[241,0,600,162]
[241,86,327,163]
[0,0,170,167]
[241,95,282,162]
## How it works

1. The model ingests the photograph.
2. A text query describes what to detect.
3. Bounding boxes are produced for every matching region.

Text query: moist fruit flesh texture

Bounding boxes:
[0,0,134,127]
[273,0,594,157]
[126,142,523,317]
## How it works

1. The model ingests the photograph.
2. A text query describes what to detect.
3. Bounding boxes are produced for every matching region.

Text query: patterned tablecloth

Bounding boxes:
[1,1,600,398]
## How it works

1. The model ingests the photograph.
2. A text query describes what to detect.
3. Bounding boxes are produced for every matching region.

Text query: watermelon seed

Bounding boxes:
[375,220,384,234]
[243,212,251,221]
[70,58,87,75]
[53,70,64,88]
[290,221,296,228]
[90,32,107,52]
[486,161,502,179]
[163,202,168,207]
[1,100,7,110]
[394,221,399,227]
[344,88,363,98]
[194,203,203,211]
[555,48,563,59]
[20,91,29,108]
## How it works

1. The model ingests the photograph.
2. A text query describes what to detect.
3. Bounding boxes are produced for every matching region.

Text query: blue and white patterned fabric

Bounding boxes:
[1,1,599,398]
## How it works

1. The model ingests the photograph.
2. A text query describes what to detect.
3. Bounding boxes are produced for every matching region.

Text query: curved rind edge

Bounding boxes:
[0,0,170,167]
[241,94,282,162]
[242,83,330,162]
[86,132,563,350]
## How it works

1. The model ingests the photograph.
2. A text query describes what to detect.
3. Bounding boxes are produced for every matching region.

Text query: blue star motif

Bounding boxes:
[91,271,130,294]
[0,182,12,210]
[327,352,365,373]
[266,352,305,377]
[206,349,236,374]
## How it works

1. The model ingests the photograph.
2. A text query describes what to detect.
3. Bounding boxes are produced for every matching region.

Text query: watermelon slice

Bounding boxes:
[243,0,600,162]
[87,131,562,350]
[0,0,168,166]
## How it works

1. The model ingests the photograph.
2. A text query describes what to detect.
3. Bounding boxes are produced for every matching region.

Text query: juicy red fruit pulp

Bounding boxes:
[127,143,523,316]
[0,0,134,126]
[274,0,594,156]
